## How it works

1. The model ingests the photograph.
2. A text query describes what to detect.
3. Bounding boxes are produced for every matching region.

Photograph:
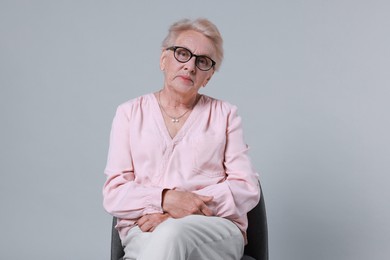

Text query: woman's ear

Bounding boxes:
[160,51,166,71]
[202,78,210,87]
[202,71,214,87]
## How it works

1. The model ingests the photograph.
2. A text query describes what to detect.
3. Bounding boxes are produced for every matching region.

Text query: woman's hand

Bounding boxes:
[161,189,214,218]
[136,213,170,232]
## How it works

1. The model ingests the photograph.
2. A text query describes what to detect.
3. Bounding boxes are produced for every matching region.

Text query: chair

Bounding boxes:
[111,186,268,260]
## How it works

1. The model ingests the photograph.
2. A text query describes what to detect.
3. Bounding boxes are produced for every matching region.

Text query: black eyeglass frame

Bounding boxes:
[166,46,216,71]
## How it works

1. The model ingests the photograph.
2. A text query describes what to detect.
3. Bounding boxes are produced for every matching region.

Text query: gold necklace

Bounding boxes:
[158,91,196,123]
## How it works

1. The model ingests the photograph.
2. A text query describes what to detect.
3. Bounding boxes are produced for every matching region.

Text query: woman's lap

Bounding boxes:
[122,215,244,260]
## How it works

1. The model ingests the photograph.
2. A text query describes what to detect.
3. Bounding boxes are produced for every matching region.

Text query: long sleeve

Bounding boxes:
[102,103,164,220]
[193,105,260,228]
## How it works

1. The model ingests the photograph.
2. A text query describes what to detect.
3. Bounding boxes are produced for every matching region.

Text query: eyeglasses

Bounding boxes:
[166,46,216,71]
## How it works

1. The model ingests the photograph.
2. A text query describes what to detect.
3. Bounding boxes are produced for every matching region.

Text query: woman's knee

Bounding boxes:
[152,218,192,241]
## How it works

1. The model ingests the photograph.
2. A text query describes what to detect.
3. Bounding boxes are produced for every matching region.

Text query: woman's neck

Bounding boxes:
[158,89,199,109]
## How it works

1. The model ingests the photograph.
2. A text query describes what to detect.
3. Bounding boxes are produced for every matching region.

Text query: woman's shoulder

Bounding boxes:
[113,93,156,119]
[201,94,238,113]
[117,93,155,110]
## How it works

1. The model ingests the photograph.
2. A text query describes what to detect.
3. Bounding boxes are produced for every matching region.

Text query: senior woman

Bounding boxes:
[103,18,260,260]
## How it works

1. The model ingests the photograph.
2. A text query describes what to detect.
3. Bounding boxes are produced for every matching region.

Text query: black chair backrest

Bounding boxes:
[244,186,269,260]
[111,217,124,260]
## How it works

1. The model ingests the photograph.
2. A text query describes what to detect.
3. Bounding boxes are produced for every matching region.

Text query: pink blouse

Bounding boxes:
[103,93,260,239]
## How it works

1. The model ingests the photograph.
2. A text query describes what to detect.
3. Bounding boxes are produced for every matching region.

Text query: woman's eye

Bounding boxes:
[178,50,190,58]
[197,57,209,65]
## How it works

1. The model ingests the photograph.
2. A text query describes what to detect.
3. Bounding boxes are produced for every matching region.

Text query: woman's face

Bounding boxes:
[160,30,216,96]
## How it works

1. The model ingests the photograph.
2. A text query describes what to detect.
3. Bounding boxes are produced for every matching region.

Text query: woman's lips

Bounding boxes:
[178,75,193,83]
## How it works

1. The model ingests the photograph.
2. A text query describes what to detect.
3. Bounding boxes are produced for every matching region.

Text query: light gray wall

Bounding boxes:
[1,1,389,259]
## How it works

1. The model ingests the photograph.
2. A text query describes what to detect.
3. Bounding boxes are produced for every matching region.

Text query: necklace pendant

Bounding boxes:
[172,118,179,123]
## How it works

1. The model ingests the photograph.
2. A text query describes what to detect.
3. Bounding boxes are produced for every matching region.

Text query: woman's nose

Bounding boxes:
[184,57,197,72]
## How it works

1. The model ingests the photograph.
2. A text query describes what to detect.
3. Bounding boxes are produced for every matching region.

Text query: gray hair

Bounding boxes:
[162,18,224,71]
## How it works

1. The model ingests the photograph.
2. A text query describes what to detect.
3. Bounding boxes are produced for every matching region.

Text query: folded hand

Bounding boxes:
[162,189,214,218]
[136,213,170,232]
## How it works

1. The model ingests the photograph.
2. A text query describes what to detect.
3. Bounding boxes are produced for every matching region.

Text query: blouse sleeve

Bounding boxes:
[102,104,164,219]
[193,105,260,221]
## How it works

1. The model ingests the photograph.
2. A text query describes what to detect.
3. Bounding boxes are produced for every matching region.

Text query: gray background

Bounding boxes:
[1,0,389,259]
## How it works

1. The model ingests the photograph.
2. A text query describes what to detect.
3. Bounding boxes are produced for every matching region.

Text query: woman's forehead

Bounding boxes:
[175,30,215,56]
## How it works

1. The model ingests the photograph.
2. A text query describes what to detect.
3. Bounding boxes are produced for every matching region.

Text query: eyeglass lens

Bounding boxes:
[173,47,214,71]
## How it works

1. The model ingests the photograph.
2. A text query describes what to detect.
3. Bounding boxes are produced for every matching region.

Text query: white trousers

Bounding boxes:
[122,215,244,260]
